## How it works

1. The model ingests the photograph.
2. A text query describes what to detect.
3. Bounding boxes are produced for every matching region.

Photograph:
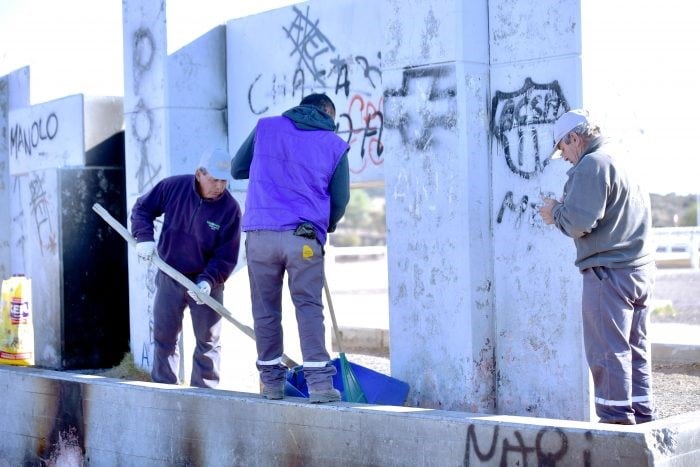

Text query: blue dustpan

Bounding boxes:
[285,358,410,406]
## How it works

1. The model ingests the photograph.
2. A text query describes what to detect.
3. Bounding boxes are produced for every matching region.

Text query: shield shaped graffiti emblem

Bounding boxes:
[491,78,569,180]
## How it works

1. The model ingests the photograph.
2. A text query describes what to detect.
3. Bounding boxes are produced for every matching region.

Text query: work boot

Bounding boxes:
[262,384,284,400]
[308,388,341,403]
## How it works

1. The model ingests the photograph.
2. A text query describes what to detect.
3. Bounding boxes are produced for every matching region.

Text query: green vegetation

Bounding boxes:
[652,304,677,318]
[331,185,386,247]
[650,193,699,227]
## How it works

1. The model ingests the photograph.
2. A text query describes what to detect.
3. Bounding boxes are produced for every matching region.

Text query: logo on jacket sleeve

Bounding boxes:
[206,221,221,231]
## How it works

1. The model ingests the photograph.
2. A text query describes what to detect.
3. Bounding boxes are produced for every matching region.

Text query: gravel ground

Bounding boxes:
[345,353,700,420]
[84,269,700,421]
[345,269,700,420]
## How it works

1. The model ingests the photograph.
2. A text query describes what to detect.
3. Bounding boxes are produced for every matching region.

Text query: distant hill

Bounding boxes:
[650,193,699,227]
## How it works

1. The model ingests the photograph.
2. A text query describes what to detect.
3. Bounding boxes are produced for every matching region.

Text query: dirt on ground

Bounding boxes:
[648,269,700,419]
[85,269,700,421]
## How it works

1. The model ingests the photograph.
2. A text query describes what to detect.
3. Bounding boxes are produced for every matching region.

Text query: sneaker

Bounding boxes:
[308,388,341,403]
[262,384,284,400]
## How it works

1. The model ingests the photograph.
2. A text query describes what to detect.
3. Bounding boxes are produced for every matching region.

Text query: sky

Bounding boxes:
[0,0,698,195]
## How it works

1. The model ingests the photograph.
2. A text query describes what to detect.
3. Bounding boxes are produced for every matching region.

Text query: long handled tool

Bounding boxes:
[323,274,367,403]
[92,202,300,368]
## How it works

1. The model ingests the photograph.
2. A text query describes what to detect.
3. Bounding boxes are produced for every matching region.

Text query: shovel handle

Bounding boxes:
[323,274,344,354]
[92,203,300,369]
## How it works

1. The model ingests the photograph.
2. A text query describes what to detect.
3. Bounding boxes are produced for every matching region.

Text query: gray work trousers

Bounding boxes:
[581,263,656,424]
[246,230,336,390]
[151,271,223,388]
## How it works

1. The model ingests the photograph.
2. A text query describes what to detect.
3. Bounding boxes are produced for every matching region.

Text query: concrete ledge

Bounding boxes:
[0,366,698,466]
[334,326,390,355]
[652,343,700,364]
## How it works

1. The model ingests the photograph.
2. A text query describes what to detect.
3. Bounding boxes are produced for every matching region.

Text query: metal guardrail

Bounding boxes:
[652,227,700,269]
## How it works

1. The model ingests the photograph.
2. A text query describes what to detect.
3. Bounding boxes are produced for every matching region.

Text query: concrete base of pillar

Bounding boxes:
[0,366,697,466]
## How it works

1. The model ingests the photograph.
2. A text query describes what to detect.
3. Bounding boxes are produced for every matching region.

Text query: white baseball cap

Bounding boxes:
[198,148,232,181]
[550,109,590,159]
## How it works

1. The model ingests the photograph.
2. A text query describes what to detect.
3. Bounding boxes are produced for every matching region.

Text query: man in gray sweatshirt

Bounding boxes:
[539,109,656,424]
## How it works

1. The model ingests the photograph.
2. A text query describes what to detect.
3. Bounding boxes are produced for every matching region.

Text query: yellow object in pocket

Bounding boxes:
[302,244,314,260]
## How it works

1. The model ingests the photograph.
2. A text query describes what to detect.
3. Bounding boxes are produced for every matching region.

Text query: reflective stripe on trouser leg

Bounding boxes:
[151,271,186,385]
[582,266,635,423]
[247,231,287,387]
[188,282,224,389]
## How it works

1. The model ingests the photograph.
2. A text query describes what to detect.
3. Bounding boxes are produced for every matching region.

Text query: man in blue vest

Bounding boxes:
[232,93,350,403]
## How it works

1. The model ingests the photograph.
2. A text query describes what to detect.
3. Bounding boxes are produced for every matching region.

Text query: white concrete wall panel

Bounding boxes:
[168,26,227,109]
[383,0,489,68]
[489,0,581,65]
[0,67,30,280]
[122,0,170,373]
[383,60,496,412]
[17,169,61,367]
[381,0,495,412]
[489,0,589,420]
[226,0,385,184]
[168,26,228,176]
[8,95,85,175]
[5,94,87,368]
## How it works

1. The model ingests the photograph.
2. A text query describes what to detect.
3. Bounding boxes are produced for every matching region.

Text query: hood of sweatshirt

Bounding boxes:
[282,104,335,131]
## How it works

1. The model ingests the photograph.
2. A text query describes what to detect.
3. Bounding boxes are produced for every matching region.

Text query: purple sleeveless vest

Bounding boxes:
[242,116,348,244]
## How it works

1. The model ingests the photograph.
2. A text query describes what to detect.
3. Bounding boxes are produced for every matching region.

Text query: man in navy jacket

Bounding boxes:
[131,148,242,388]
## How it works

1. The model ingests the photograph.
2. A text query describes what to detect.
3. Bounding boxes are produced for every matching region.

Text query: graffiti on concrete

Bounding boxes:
[464,424,592,466]
[28,172,57,256]
[243,5,384,178]
[335,94,384,174]
[140,264,157,368]
[496,189,558,227]
[384,64,458,152]
[9,112,59,159]
[130,27,162,194]
[491,78,569,180]
[491,79,568,227]
[284,5,337,87]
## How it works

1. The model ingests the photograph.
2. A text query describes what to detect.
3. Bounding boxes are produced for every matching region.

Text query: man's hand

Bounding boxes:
[187,280,211,305]
[538,197,559,225]
[136,241,156,263]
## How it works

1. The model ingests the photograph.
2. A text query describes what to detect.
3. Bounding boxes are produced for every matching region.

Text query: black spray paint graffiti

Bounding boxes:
[284,5,336,87]
[130,26,161,369]
[28,172,57,256]
[130,27,162,194]
[247,52,382,116]
[245,5,384,176]
[384,65,458,151]
[332,53,382,97]
[9,112,59,159]
[496,190,558,227]
[335,94,384,174]
[464,424,592,467]
[491,78,569,179]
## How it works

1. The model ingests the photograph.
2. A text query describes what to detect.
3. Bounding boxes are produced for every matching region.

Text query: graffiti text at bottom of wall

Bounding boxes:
[465,424,593,467]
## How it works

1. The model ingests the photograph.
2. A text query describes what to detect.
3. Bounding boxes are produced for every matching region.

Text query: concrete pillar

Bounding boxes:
[123,0,230,379]
[0,67,29,279]
[122,0,171,372]
[489,0,590,420]
[382,0,495,412]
